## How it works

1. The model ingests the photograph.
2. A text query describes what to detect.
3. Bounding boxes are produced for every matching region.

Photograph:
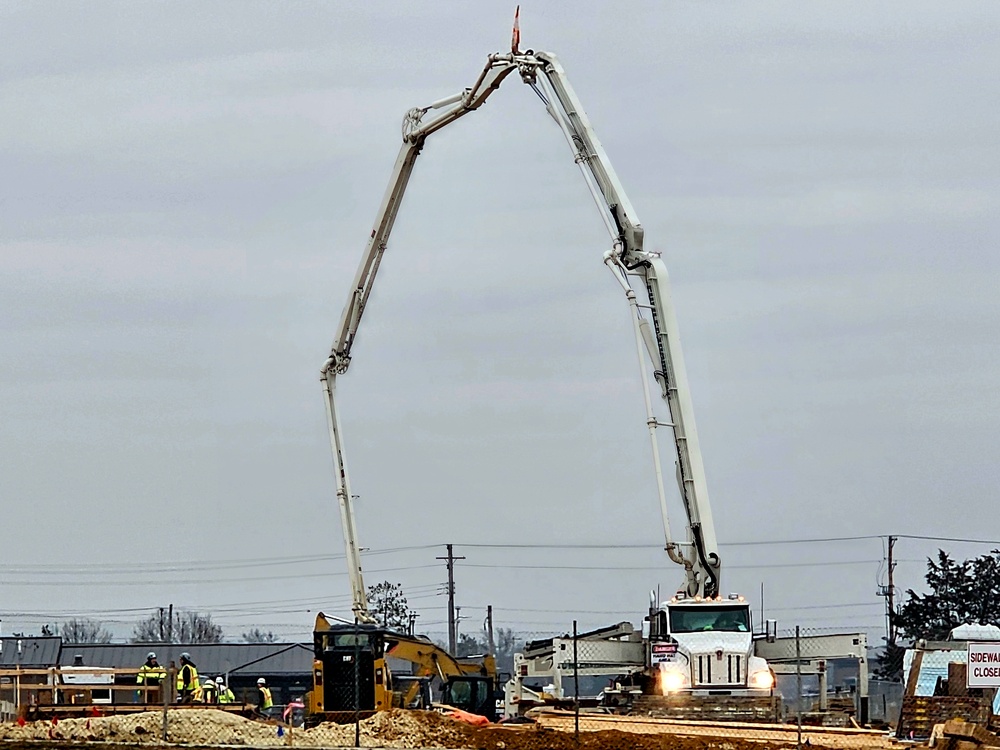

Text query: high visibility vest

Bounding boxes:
[259,686,273,709]
[202,683,217,703]
[218,687,235,704]
[178,664,200,694]
[137,663,166,685]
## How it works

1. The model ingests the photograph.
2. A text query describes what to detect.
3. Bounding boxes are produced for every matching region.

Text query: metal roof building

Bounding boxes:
[60,643,313,677]
[0,637,62,668]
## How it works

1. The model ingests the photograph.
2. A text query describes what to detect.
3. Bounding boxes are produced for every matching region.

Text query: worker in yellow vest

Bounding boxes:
[201,677,217,704]
[177,653,202,703]
[216,676,236,704]
[255,677,273,716]
[136,652,166,703]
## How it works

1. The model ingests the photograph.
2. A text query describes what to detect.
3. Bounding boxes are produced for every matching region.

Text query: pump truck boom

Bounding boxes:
[318,39,771,720]
[320,47,719,602]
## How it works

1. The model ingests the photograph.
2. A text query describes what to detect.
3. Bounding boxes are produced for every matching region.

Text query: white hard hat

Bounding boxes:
[203,677,214,685]
[215,676,224,684]
[147,652,156,660]
[257,677,266,685]
[180,652,192,661]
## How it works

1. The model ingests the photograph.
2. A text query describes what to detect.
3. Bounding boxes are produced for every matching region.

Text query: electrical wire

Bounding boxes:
[459,559,881,571]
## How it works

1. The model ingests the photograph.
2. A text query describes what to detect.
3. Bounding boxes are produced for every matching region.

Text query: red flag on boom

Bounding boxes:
[511,6,520,54]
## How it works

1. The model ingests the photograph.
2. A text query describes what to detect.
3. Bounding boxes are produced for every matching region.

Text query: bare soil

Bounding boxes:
[0,708,893,749]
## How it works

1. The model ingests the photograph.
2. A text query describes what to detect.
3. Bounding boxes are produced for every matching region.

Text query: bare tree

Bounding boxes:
[131,610,223,644]
[61,618,113,643]
[242,628,279,643]
[367,581,411,630]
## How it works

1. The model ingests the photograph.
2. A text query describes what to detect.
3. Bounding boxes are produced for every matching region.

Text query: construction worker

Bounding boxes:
[216,676,235,704]
[136,652,166,703]
[255,677,273,716]
[177,652,202,703]
[201,676,218,704]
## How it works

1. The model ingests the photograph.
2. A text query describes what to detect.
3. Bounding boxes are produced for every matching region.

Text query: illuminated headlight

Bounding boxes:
[660,670,688,693]
[749,670,774,689]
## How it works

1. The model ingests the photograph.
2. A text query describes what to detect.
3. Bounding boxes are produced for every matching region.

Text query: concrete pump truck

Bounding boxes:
[314,28,774,722]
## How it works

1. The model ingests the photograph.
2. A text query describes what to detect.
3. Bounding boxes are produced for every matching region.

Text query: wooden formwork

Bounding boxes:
[896,696,992,740]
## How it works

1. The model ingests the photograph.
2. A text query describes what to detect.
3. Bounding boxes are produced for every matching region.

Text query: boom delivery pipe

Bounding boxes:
[322,49,723,618]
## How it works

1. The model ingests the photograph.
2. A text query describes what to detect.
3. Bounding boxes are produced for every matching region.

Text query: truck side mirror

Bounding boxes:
[765,619,777,643]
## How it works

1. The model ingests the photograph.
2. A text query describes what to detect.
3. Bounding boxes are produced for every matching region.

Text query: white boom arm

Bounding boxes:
[527,52,721,597]
[320,54,523,622]
[322,50,722,621]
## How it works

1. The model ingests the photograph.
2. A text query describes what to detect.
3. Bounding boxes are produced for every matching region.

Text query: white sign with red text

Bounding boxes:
[967,642,1000,687]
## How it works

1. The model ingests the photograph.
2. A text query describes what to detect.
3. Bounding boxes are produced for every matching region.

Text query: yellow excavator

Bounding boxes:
[306,613,497,725]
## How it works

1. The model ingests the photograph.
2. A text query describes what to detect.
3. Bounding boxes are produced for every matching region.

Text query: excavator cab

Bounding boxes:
[310,620,393,721]
[442,675,496,719]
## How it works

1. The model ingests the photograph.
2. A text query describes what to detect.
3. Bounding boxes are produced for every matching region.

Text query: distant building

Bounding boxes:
[61,643,314,705]
[902,622,1000,711]
[0,637,64,719]
[0,638,313,709]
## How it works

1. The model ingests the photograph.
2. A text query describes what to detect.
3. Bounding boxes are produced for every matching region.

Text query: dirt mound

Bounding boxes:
[302,710,476,748]
[0,709,480,748]
[0,710,278,745]
[0,709,802,749]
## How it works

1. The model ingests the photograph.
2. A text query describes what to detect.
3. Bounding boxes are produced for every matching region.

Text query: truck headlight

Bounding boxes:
[749,670,774,689]
[660,670,688,693]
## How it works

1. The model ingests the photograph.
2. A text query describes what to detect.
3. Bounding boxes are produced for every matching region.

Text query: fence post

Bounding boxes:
[795,626,802,750]
[163,663,174,742]
[353,618,360,748]
[573,620,579,743]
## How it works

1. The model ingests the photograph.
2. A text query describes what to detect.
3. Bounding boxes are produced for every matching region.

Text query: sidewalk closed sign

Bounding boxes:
[967,642,1000,687]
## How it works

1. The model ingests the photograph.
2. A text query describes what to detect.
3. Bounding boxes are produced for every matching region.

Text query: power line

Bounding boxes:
[893,534,1000,545]
[452,535,886,550]
[486,600,883,615]
[0,564,442,587]
[460,559,881,571]
[0,544,440,575]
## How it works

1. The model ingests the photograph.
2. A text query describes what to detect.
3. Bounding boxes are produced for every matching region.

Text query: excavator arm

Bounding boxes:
[385,635,496,680]
[384,634,496,715]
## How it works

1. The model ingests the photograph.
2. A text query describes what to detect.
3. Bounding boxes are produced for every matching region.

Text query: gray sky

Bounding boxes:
[2,0,999,643]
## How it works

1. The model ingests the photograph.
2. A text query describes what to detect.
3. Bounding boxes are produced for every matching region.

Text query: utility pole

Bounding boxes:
[486,606,496,656]
[437,544,464,653]
[887,535,897,646]
[877,536,898,648]
[167,603,174,643]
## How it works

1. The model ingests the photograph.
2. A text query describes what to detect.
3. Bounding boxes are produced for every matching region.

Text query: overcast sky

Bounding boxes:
[2,1,999,644]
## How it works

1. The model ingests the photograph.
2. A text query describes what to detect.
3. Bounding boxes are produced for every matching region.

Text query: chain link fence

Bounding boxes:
[0,622,901,749]
[498,621,887,750]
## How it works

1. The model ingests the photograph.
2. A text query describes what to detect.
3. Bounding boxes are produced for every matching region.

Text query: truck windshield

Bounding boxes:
[330,633,370,648]
[669,606,750,633]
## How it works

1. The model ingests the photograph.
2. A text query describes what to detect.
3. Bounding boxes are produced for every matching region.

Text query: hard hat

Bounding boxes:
[203,677,214,685]
[215,676,224,684]
[147,652,156,660]
[180,652,191,661]
[257,677,266,685]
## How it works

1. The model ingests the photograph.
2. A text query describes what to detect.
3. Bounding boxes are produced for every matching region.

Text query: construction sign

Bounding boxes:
[650,641,680,665]
[967,642,1000,687]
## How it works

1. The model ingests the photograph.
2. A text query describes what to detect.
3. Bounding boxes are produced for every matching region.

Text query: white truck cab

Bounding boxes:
[648,594,773,695]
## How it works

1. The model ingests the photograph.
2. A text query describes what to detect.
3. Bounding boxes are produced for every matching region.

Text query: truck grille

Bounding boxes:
[694,652,743,686]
